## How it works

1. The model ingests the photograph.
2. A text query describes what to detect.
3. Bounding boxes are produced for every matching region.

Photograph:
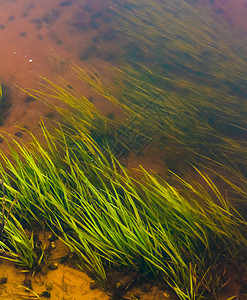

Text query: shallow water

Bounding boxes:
[0,0,246,151]
[0,0,119,150]
[0,0,109,85]
[212,0,247,34]
[0,0,247,208]
[0,1,247,299]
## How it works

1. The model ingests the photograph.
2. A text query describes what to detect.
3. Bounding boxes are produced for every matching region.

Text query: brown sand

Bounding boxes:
[0,260,108,300]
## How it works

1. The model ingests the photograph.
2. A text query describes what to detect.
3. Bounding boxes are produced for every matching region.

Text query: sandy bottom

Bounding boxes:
[0,261,181,300]
[0,257,239,300]
[0,230,241,300]
[0,231,176,300]
[0,260,107,300]
[0,232,109,300]
[0,0,119,149]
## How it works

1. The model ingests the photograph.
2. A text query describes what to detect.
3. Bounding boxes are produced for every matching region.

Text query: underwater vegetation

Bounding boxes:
[80,0,247,175]
[0,78,245,299]
[1,0,247,299]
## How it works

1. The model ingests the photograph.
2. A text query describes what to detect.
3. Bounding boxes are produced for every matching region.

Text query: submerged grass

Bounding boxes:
[0,113,246,298]
[0,0,247,299]
[70,0,247,172]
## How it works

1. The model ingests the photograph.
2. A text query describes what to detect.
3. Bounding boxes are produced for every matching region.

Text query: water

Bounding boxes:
[212,0,247,34]
[0,0,112,84]
[0,0,245,142]
[0,1,247,298]
[0,0,246,180]
[0,0,117,149]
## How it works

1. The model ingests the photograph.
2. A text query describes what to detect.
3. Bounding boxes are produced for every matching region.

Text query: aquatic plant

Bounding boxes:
[0,0,247,298]
[0,214,41,270]
[0,108,246,299]
[72,0,247,172]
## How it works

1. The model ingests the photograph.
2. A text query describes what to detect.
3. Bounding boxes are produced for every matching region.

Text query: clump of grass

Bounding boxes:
[0,214,41,270]
[0,117,246,298]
